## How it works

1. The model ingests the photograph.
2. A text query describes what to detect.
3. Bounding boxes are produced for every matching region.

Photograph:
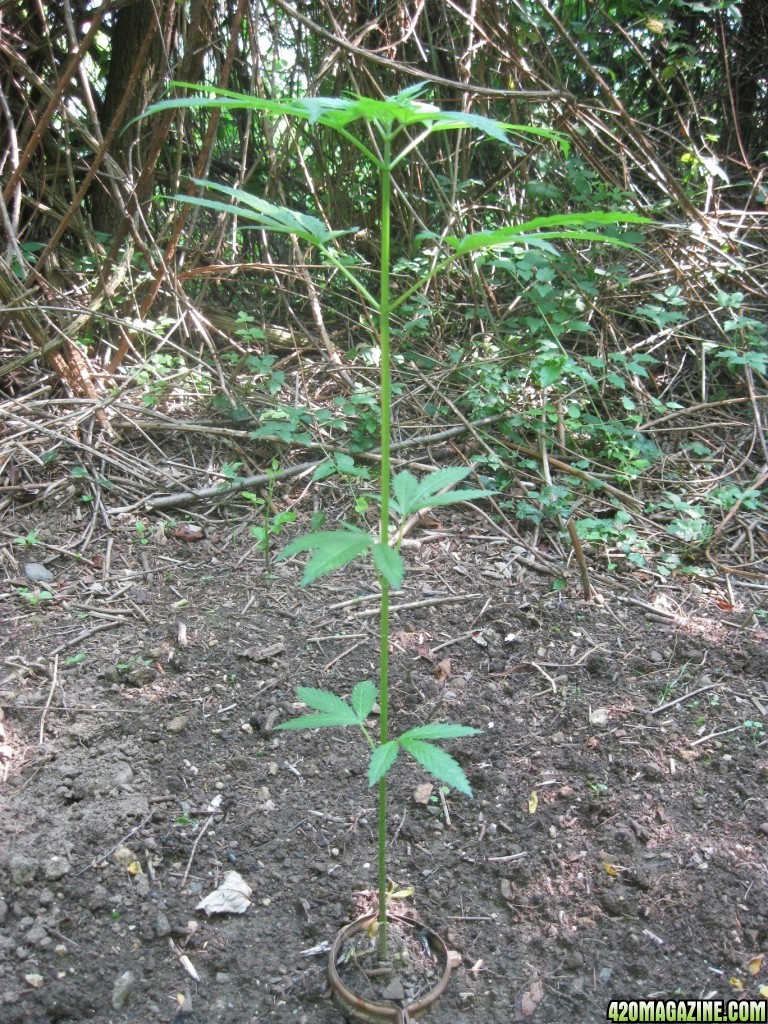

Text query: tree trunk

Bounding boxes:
[90,0,168,236]
[728,0,768,164]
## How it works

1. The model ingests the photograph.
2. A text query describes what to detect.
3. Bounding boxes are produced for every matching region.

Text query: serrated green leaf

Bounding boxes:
[278,530,360,558]
[388,99,565,147]
[181,179,357,246]
[250,424,312,444]
[412,465,473,497]
[351,680,377,721]
[419,487,496,508]
[399,738,474,796]
[178,189,323,240]
[294,685,355,716]
[391,467,469,515]
[516,229,645,250]
[368,741,399,786]
[277,528,373,584]
[275,685,361,730]
[398,723,484,741]
[292,95,367,125]
[311,460,336,481]
[391,467,493,516]
[446,212,651,257]
[299,533,373,585]
[417,109,522,146]
[395,82,431,101]
[390,470,420,516]
[274,711,358,731]
[372,543,405,589]
[333,453,356,473]
[144,86,295,121]
[538,361,565,388]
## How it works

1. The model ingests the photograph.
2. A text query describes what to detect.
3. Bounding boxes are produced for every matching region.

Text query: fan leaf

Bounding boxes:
[293,686,355,716]
[372,543,405,589]
[351,681,377,722]
[399,737,474,796]
[368,741,399,786]
[446,212,651,257]
[399,723,484,741]
[274,711,359,730]
[278,529,373,585]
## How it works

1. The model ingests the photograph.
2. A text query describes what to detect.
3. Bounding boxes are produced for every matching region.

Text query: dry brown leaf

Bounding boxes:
[417,513,442,528]
[434,658,451,682]
[676,749,698,762]
[747,954,763,975]
[167,524,206,542]
[237,641,285,661]
[519,979,544,1017]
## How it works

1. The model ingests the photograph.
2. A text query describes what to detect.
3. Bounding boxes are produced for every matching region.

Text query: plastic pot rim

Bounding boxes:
[328,911,458,1022]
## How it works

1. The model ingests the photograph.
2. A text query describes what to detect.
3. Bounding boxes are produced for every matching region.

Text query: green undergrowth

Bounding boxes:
[120,294,766,583]
[119,83,767,587]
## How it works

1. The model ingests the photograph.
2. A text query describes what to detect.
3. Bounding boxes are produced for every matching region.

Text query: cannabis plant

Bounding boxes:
[145,84,648,952]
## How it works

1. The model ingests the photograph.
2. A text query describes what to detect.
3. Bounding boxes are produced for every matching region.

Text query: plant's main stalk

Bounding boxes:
[377,127,394,955]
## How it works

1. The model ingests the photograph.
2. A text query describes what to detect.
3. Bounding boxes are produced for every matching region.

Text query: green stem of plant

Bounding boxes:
[317,242,381,310]
[388,252,459,313]
[376,126,394,958]
[264,477,272,573]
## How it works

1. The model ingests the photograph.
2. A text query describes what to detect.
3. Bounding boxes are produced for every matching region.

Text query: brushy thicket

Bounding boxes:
[1,1,766,589]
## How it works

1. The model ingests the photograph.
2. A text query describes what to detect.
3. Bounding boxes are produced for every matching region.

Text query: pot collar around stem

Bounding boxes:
[328,912,461,1023]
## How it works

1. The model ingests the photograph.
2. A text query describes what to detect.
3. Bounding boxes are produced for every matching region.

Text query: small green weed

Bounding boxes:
[712,290,768,375]
[655,493,713,546]
[116,656,152,672]
[249,404,315,445]
[18,588,54,606]
[743,720,765,746]
[332,388,382,450]
[243,459,297,572]
[312,452,371,484]
[576,511,651,570]
[13,529,40,547]
[586,779,608,797]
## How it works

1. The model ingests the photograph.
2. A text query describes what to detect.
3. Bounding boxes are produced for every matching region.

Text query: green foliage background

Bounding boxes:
[1,0,766,580]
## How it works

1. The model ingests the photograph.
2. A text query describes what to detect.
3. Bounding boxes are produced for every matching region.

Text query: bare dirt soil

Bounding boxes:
[2,495,768,1024]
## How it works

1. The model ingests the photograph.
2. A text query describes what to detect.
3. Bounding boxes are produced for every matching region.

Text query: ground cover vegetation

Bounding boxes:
[1,2,768,1022]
